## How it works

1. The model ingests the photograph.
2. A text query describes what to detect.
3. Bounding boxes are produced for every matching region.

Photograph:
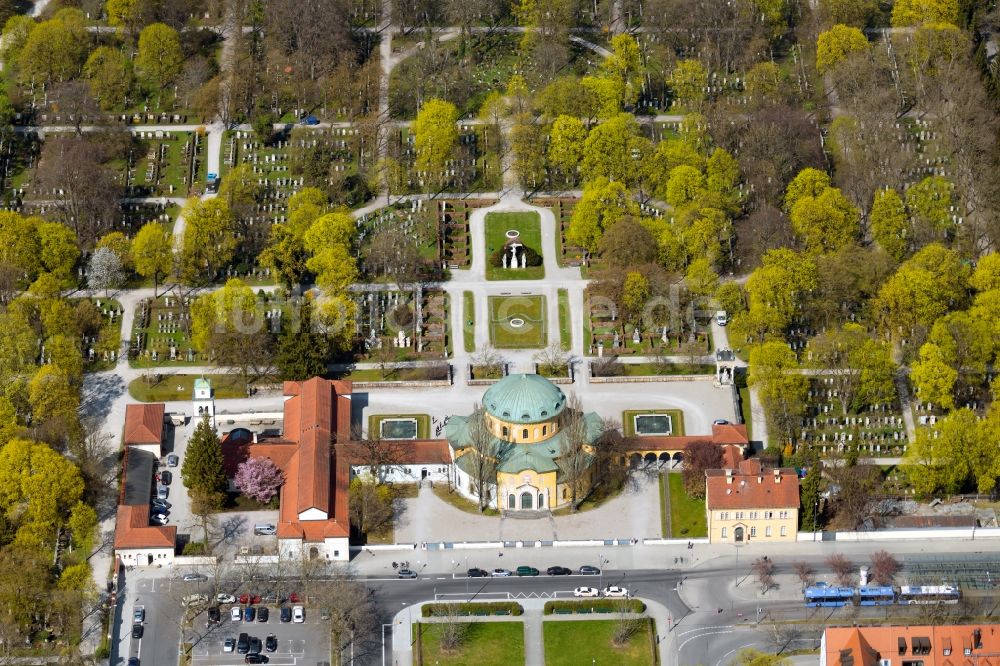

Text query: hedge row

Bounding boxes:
[421,601,524,617]
[543,599,646,615]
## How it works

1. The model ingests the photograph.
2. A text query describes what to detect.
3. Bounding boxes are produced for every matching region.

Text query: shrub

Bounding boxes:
[489,243,542,268]
[592,356,624,377]
[421,601,523,617]
[543,599,646,615]
[182,541,207,555]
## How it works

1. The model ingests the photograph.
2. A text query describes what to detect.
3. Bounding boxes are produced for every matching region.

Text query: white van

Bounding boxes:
[715,310,729,326]
[253,523,276,536]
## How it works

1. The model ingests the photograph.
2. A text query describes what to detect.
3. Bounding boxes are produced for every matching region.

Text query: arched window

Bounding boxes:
[522,428,528,439]
[508,494,516,509]
[538,494,544,508]
[502,426,509,437]
[542,425,547,436]
[562,488,568,499]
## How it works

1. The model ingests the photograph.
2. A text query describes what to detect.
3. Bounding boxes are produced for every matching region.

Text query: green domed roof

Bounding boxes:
[483,373,566,424]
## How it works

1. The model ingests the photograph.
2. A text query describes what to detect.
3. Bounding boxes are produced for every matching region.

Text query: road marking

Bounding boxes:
[677,625,736,637]
[678,630,733,651]
[436,576,446,579]
[715,642,762,666]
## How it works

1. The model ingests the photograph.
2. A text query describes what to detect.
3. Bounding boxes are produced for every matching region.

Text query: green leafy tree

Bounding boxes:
[547,115,587,181]
[0,437,84,531]
[179,198,237,285]
[83,46,133,110]
[566,178,640,252]
[685,257,719,299]
[904,176,953,235]
[748,341,808,448]
[910,342,958,409]
[870,189,908,261]
[905,408,982,495]
[18,17,88,86]
[306,243,358,293]
[276,300,329,380]
[1,15,36,68]
[181,415,227,504]
[621,271,650,322]
[891,0,959,27]
[970,253,1000,293]
[190,278,258,354]
[821,0,878,27]
[799,464,822,530]
[744,249,818,340]
[816,24,869,74]
[411,99,459,187]
[105,0,142,37]
[131,222,173,296]
[875,243,969,340]
[789,186,859,253]
[37,222,79,284]
[784,168,831,211]
[580,113,649,186]
[260,224,309,289]
[928,311,994,375]
[668,59,708,108]
[135,23,183,92]
[664,165,706,209]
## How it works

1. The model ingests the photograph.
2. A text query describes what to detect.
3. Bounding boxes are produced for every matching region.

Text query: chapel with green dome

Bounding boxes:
[445,373,604,511]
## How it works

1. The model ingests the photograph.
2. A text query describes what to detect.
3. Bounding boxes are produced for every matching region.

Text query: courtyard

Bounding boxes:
[484,211,545,280]
[488,294,548,349]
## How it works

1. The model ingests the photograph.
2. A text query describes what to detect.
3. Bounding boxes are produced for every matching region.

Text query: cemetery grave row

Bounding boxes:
[799,377,909,457]
[584,288,710,358]
[123,131,205,198]
[355,286,451,360]
[77,297,124,371]
[530,198,586,267]
[389,126,501,194]
[130,294,202,367]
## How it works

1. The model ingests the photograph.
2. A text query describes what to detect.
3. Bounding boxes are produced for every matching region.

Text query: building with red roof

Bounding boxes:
[705,458,799,544]
[123,403,165,456]
[822,624,1000,666]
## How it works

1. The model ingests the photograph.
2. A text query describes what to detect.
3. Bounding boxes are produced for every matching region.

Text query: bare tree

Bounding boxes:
[348,477,394,537]
[437,603,470,652]
[793,561,814,591]
[751,556,776,593]
[471,345,506,379]
[559,395,592,511]
[311,564,381,661]
[681,440,723,497]
[213,329,277,394]
[533,341,570,377]
[868,550,900,585]
[767,622,801,655]
[466,406,500,512]
[351,425,407,484]
[612,598,640,646]
[826,553,854,586]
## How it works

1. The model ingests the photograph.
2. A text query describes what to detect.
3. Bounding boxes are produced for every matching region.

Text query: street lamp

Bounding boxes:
[813,498,820,542]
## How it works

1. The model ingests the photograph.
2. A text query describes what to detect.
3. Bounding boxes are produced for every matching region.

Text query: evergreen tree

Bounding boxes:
[799,464,822,531]
[181,415,227,507]
[276,300,330,380]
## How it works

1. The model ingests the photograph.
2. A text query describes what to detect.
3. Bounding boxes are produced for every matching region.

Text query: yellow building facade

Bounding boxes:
[705,461,800,544]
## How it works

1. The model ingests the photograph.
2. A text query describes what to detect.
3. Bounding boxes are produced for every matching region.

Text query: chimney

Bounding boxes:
[757,475,762,484]
[773,469,781,483]
[725,469,733,485]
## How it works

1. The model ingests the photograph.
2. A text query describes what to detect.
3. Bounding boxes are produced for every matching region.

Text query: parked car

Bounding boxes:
[715,310,729,326]
[244,656,268,664]
[151,499,170,511]
[288,592,301,603]
[159,470,172,485]
[149,513,168,526]
[243,606,256,622]
[217,593,237,604]
[253,523,277,536]
[133,606,145,623]
[261,592,279,604]
[603,586,629,598]
[127,659,140,666]
[574,587,600,597]
[280,607,292,623]
[257,607,269,623]
[578,566,601,575]
[491,568,512,577]
[239,593,262,605]
[207,606,221,624]
[292,606,304,623]
[546,566,571,576]
[156,485,168,499]
[248,636,262,654]
[166,453,179,467]
[183,573,207,582]
[467,568,488,577]
[516,566,540,577]
[231,606,243,622]
[265,634,277,652]
[300,115,320,125]
[397,568,418,579]
[713,418,730,425]
[131,623,143,639]
[223,637,235,653]
[237,632,250,654]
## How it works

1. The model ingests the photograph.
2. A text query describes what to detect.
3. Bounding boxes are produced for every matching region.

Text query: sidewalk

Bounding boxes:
[390,597,673,666]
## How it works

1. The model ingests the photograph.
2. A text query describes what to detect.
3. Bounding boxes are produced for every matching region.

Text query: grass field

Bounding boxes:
[488,295,547,348]
[485,212,544,280]
[739,386,752,440]
[432,484,500,516]
[557,288,571,351]
[667,472,707,538]
[367,414,431,440]
[463,291,476,352]
[416,621,524,665]
[544,619,656,666]
[128,374,248,402]
[622,409,686,437]
[611,363,715,376]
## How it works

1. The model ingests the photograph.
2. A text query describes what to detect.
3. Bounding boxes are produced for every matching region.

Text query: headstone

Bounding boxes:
[633,328,641,344]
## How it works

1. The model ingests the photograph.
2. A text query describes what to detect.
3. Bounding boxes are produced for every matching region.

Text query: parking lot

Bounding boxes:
[186,604,330,665]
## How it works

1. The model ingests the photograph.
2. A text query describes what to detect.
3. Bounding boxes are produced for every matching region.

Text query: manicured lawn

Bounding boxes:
[488,295,547,349]
[557,288,571,351]
[622,409,686,437]
[416,621,524,665]
[333,366,449,382]
[367,413,431,439]
[658,475,669,537]
[544,619,656,666]
[612,363,715,376]
[463,291,476,352]
[432,484,500,516]
[484,212,545,280]
[128,374,249,402]
[667,472,707,538]
[739,386,752,440]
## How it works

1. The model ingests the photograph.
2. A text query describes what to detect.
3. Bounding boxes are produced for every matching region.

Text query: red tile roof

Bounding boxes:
[124,403,165,445]
[339,439,452,465]
[824,625,1000,666]
[114,505,176,549]
[705,463,799,510]
[623,422,749,454]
